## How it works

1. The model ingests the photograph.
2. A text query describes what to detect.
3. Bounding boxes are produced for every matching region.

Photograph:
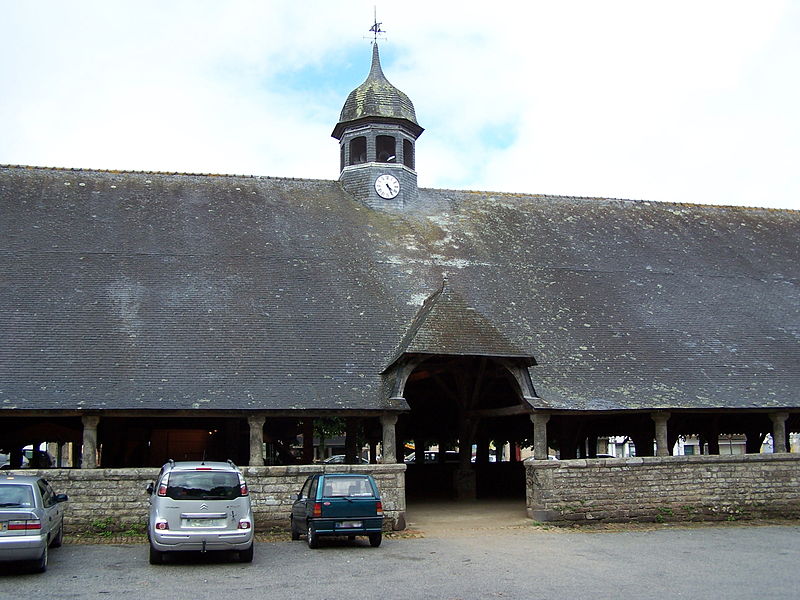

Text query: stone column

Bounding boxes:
[247,415,266,466]
[380,414,398,464]
[81,415,100,469]
[650,411,672,456]
[530,412,550,460]
[652,412,671,457]
[769,412,789,453]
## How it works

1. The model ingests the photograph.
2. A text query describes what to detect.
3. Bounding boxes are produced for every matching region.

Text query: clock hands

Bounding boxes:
[375,174,400,198]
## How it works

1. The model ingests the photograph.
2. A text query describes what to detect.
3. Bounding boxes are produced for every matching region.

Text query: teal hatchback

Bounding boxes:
[290,473,384,548]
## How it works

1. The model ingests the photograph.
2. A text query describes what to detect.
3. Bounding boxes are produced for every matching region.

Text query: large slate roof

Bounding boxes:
[1,165,798,413]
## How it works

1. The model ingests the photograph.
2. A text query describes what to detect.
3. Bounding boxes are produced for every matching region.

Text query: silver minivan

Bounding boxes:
[146,460,254,564]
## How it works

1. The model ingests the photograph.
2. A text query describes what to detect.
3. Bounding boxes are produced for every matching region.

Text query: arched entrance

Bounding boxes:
[395,355,535,501]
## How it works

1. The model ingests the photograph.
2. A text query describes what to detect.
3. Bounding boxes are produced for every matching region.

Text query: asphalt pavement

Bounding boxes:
[1,521,797,599]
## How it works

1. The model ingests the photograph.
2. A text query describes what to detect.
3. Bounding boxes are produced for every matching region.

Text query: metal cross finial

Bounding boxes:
[369,7,385,42]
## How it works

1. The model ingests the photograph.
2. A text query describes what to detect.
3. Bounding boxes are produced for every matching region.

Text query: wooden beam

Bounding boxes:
[467,405,533,418]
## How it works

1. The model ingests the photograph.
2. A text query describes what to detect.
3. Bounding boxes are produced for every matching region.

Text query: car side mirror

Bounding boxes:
[146,483,154,495]
[55,493,68,503]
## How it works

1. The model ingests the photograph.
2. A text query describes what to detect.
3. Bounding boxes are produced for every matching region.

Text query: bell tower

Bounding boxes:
[332,42,424,210]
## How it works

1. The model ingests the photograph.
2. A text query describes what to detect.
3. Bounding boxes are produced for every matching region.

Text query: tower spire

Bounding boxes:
[332,25,423,210]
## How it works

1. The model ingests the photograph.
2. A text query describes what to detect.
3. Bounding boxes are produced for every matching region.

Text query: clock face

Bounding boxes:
[375,174,400,199]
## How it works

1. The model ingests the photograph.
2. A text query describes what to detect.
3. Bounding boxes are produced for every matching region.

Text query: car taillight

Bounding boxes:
[312,502,322,517]
[375,501,383,516]
[9,519,42,531]
[155,519,169,530]
[238,519,251,530]
[157,482,168,496]
[240,483,249,496]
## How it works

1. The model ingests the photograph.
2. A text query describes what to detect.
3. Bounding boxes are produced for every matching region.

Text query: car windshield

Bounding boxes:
[165,471,241,500]
[321,476,374,498]
[0,484,35,507]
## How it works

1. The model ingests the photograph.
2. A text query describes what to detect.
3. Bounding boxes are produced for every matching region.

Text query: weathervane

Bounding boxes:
[368,7,386,42]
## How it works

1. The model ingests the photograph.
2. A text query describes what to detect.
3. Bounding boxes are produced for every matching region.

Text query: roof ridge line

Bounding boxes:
[419,187,799,213]
[0,164,337,185]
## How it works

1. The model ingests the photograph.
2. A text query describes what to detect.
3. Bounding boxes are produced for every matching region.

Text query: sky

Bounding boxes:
[1,0,798,210]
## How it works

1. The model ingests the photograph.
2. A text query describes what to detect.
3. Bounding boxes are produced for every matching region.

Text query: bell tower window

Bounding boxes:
[403,139,414,169]
[377,135,396,163]
[349,137,367,165]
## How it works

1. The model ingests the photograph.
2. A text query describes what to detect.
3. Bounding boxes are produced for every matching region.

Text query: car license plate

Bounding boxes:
[182,518,224,528]
[338,521,362,529]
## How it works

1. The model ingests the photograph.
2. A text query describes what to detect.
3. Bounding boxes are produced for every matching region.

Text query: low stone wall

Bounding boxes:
[9,463,407,533]
[525,453,800,523]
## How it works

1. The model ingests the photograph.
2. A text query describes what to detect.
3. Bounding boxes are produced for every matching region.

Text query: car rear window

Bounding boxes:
[0,484,35,507]
[165,471,241,500]
[321,476,374,498]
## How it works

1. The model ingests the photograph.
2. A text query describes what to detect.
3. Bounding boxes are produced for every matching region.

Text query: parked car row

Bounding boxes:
[1,460,385,572]
[144,461,385,563]
[0,449,55,470]
[404,450,497,463]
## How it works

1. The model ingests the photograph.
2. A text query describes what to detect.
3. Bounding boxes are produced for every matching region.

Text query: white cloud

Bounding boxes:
[0,0,798,209]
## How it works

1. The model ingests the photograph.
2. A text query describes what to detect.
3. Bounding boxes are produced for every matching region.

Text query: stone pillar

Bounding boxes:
[652,412,671,457]
[81,415,100,469]
[247,415,266,466]
[530,412,551,460]
[380,414,398,464]
[770,412,789,453]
